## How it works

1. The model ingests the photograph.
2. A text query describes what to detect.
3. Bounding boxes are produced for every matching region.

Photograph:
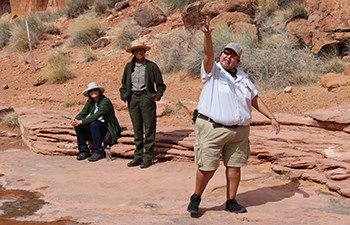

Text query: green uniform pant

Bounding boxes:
[128,93,156,162]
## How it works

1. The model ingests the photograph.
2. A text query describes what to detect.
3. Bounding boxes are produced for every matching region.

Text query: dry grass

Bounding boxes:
[44,51,74,84]
[0,16,11,47]
[8,14,56,51]
[1,112,20,129]
[157,0,197,15]
[93,0,110,15]
[153,29,191,75]
[110,17,139,50]
[241,33,323,90]
[79,47,98,63]
[68,14,103,47]
[63,99,79,108]
[255,0,279,22]
[66,0,91,18]
[182,26,234,77]
[9,21,40,52]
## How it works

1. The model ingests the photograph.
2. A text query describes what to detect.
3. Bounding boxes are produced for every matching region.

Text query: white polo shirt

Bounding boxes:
[197,61,258,126]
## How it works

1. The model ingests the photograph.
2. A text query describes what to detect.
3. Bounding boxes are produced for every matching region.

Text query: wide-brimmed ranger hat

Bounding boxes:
[126,40,151,53]
[224,42,242,58]
[82,82,105,97]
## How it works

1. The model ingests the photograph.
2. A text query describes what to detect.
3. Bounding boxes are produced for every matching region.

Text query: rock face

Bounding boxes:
[8,0,68,18]
[13,105,350,198]
[0,0,11,15]
[287,0,350,54]
[133,3,167,28]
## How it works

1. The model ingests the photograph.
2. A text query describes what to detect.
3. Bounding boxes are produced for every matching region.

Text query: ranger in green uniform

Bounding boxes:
[120,40,166,168]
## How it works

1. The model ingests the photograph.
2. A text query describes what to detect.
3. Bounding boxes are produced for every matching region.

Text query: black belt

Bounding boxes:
[197,114,239,128]
[132,90,146,96]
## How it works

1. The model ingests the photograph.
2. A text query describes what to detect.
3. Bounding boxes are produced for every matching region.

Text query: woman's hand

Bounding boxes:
[71,118,82,127]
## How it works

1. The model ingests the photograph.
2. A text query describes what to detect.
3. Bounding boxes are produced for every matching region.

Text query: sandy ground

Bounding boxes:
[1,146,350,225]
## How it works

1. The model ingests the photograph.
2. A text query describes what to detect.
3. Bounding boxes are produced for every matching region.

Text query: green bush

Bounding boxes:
[1,112,20,129]
[68,14,103,47]
[44,51,74,84]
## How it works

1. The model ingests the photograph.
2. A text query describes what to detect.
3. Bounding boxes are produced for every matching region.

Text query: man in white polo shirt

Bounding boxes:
[187,16,280,214]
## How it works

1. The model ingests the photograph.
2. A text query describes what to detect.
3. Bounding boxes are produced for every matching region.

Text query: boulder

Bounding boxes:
[287,0,350,54]
[133,2,166,28]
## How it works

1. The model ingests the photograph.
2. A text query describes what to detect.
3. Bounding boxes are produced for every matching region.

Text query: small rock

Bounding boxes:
[33,78,47,87]
[284,86,292,93]
[2,84,9,89]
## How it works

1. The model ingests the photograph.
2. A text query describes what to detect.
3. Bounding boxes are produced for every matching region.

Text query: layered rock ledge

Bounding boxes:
[1,106,349,198]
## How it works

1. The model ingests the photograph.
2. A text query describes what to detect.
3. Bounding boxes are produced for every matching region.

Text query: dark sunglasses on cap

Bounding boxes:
[223,49,239,60]
[88,88,100,93]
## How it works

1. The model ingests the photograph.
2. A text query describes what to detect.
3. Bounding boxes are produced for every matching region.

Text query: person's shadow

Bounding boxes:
[191,179,309,218]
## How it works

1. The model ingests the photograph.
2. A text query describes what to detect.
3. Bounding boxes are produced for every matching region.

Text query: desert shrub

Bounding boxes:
[318,57,346,74]
[63,99,78,108]
[8,14,54,51]
[157,0,197,15]
[241,33,323,90]
[45,23,61,35]
[68,14,103,47]
[36,10,66,22]
[317,43,347,74]
[44,51,74,84]
[232,28,258,51]
[182,26,234,77]
[93,0,109,15]
[153,29,191,75]
[1,112,20,129]
[9,22,40,52]
[66,0,90,18]
[255,0,279,22]
[25,14,48,38]
[111,18,139,49]
[80,47,98,62]
[0,17,11,47]
[107,0,123,7]
[280,2,308,24]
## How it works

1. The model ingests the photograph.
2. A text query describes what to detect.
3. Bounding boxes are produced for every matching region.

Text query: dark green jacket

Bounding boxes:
[75,95,121,143]
[119,59,166,102]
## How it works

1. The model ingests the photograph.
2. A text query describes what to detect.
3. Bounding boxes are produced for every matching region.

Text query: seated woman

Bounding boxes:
[71,82,121,162]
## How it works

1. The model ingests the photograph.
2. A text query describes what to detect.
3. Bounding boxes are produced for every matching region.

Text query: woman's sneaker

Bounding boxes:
[225,199,247,213]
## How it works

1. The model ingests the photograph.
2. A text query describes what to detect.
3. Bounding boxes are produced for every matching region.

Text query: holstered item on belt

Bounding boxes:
[192,109,198,124]
[197,113,238,128]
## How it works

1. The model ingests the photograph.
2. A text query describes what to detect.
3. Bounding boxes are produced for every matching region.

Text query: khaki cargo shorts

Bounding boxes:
[194,118,250,171]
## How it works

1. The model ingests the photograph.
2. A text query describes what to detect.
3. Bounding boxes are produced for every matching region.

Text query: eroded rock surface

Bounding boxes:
[12,105,350,198]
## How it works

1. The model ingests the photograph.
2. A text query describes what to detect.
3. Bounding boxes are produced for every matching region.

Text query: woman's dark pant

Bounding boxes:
[74,120,108,155]
[128,93,156,162]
